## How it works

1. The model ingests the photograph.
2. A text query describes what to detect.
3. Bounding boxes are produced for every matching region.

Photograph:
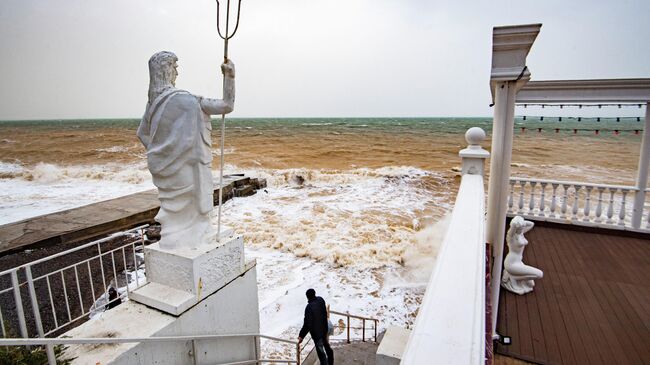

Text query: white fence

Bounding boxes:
[402,128,488,365]
[507,177,650,231]
[0,225,149,361]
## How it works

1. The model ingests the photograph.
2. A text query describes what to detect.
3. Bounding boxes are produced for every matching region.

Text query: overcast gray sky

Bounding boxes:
[0,0,649,120]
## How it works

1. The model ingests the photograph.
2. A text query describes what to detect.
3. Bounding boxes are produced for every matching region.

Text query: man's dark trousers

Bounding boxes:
[314,338,334,365]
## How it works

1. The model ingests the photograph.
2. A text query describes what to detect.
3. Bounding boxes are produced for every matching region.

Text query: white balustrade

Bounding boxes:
[507,177,645,231]
[402,128,488,365]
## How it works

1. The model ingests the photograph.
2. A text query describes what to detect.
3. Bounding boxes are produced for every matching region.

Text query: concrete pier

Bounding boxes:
[0,175,266,255]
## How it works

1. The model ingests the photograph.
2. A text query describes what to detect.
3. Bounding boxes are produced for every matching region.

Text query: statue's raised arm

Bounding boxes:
[137,51,236,250]
[198,60,236,115]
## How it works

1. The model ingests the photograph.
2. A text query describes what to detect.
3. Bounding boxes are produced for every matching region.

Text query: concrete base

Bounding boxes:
[130,227,245,316]
[62,261,260,365]
[375,326,411,365]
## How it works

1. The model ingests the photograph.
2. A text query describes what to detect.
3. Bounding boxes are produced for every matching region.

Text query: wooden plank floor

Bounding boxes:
[495,224,650,365]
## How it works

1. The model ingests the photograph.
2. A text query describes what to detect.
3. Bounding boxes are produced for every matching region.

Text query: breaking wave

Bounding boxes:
[218,165,452,268]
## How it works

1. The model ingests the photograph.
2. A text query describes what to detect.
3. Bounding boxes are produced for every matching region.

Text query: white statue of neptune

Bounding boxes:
[501,216,543,295]
[137,51,235,250]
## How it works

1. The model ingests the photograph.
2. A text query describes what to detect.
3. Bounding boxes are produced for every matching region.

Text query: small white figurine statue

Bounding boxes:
[501,216,543,295]
[137,51,235,250]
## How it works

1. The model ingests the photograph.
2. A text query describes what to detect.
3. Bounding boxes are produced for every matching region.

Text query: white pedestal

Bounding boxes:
[62,261,260,365]
[130,228,247,316]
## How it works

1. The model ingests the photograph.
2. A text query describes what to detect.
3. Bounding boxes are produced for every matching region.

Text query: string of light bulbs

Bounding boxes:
[518,116,643,122]
[517,103,645,109]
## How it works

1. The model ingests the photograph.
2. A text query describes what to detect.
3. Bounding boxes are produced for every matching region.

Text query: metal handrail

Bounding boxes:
[0,333,294,345]
[0,225,149,364]
[0,224,148,277]
[329,310,378,321]
[0,333,301,365]
[329,310,379,343]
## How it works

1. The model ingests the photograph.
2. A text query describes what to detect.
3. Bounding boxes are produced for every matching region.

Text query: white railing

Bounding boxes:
[0,309,376,365]
[0,333,300,365]
[507,177,649,231]
[401,128,488,365]
[0,225,149,362]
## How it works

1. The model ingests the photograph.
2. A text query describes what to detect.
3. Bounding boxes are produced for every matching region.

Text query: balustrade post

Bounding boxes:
[561,185,569,219]
[538,182,547,217]
[508,180,516,213]
[583,186,593,222]
[607,189,616,224]
[518,181,526,214]
[631,102,650,229]
[595,187,605,223]
[571,185,581,220]
[550,183,559,217]
[528,181,537,214]
[619,189,629,226]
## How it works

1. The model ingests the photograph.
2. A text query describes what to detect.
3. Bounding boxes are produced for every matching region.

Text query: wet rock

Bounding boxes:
[234,185,255,197]
[145,224,161,240]
[291,175,305,186]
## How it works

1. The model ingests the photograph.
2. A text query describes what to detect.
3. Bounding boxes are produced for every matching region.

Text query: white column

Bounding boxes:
[486,80,517,338]
[632,102,650,229]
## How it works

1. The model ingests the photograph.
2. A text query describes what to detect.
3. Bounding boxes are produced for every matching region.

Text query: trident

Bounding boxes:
[215,0,242,241]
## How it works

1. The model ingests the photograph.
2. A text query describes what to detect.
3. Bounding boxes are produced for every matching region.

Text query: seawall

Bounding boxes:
[0,175,266,256]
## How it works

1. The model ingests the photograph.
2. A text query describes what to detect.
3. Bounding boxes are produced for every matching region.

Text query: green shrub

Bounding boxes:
[0,344,71,365]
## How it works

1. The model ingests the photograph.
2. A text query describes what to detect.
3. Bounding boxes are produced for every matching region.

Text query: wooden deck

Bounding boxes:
[495,223,650,365]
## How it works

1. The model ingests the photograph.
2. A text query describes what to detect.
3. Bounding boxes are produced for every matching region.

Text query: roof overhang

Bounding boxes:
[515,78,650,104]
[490,23,542,103]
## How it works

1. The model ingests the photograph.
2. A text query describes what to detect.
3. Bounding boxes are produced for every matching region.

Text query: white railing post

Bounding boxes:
[538,182,547,217]
[508,181,516,213]
[459,127,490,177]
[583,186,593,222]
[607,189,616,224]
[11,270,29,339]
[528,181,537,214]
[632,102,650,229]
[550,183,559,217]
[561,184,569,219]
[595,187,605,223]
[571,185,581,220]
[518,180,526,214]
[619,189,629,226]
[26,266,56,365]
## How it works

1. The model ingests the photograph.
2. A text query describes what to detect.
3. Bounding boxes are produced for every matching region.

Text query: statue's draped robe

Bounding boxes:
[137,88,213,231]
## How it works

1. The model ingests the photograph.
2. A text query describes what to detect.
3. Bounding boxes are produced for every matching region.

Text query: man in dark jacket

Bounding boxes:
[298,289,334,365]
